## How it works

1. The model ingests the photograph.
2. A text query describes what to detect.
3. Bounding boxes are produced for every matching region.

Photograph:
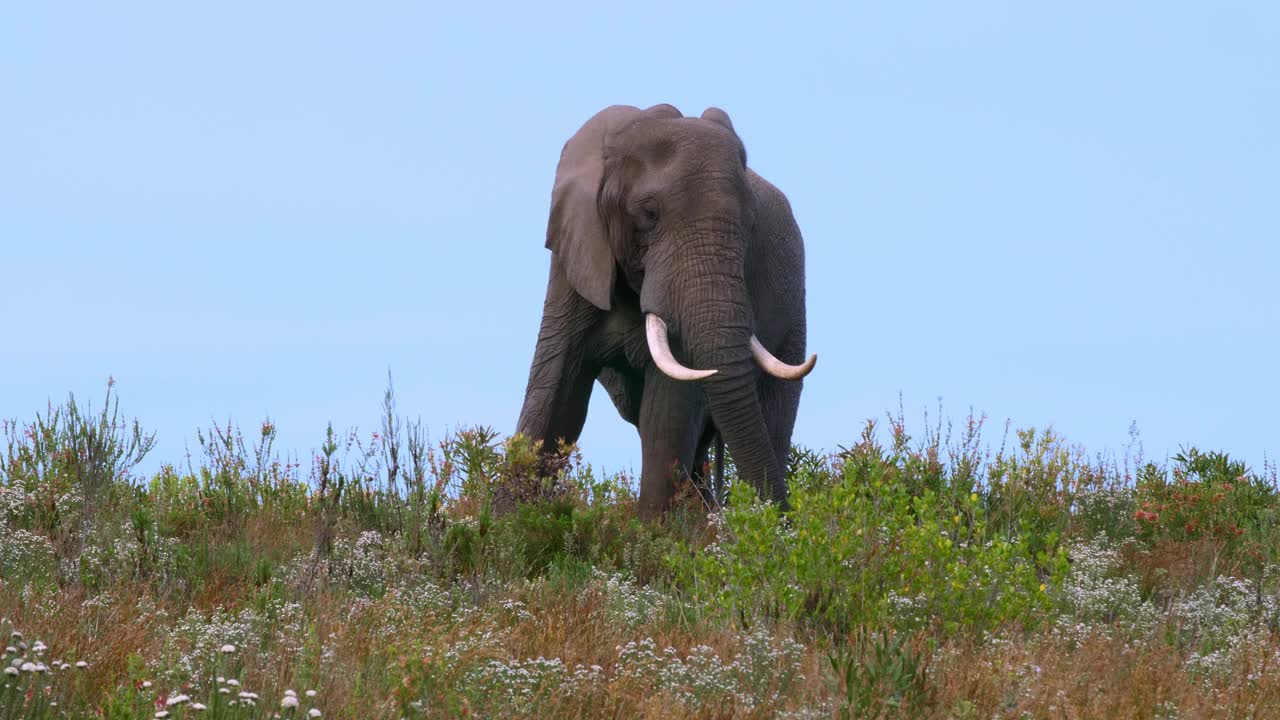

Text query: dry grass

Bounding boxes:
[7,564,1280,719]
[928,630,1280,720]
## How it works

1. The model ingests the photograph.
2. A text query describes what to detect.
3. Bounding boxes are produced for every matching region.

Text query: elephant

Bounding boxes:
[516,103,815,517]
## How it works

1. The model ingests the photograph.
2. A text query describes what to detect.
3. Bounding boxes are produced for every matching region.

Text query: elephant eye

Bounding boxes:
[635,197,660,229]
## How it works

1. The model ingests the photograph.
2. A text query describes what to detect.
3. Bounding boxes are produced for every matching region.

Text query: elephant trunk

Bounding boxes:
[701,354,786,506]
[664,231,787,507]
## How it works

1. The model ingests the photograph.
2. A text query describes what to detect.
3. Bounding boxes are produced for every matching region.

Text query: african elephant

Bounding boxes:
[516,103,815,517]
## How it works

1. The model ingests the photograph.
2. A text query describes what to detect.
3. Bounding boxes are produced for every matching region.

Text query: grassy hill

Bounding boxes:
[3,386,1279,719]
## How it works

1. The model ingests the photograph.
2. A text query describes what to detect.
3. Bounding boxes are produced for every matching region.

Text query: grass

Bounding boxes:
[3,382,1280,719]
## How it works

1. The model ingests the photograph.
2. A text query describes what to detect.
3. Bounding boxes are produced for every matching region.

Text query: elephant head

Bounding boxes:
[545,104,815,505]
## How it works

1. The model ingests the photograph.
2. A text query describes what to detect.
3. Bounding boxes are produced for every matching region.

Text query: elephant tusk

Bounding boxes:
[750,335,817,380]
[645,314,718,381]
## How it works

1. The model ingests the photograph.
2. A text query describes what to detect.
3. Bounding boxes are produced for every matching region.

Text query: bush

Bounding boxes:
[669,425,1069,637]
[1,382,154,559]
[1134,448,1273,548]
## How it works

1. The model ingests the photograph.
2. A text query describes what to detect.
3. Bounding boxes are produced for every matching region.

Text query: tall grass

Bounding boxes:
[2,381,1279,718]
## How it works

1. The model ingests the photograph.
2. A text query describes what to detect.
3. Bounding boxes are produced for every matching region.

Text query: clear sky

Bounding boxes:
[3,2,1277,480]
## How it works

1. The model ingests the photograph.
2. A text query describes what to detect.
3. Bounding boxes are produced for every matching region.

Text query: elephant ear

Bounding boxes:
[700,107,735,133]
[546,105,638,311]
[546,104,683,310]
[701,107,746,165]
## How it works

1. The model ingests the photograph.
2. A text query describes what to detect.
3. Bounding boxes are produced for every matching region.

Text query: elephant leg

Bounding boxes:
[516,259,602,451]
[637,365,706,517]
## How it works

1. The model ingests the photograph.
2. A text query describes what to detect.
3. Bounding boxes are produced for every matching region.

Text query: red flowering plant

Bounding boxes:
[1133,448,1275,555]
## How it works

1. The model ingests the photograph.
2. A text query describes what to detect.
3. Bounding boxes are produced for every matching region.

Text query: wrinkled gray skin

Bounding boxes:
[517,104,808,517]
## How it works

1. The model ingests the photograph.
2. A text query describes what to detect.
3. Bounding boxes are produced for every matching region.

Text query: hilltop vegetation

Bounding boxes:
[3,384,1280,718]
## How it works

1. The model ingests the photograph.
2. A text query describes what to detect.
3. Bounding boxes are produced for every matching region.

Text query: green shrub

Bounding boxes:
[670,428,1068,637]
[444,515,488,577]
[984,427,1085,565]
[1,382,154,560]
[1073,486,1139,541]
[828,630,931,719]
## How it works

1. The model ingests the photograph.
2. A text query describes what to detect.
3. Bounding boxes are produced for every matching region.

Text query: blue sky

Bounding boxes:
[2,2,1277,479]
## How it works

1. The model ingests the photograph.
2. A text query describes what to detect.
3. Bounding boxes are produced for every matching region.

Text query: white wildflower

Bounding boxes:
[20,662,35,672]
[220,644,237,654]
[75,661,88,669]
[167,694,191,706]
[305,690,317,698]
[3,667,17,676]
[142,680,152,689]
[226,679,240,687]
[285,689,296,697]
[155,712,170,719]
[191,703,207,711]
[282,695,299,708]
[309,710,322,718]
